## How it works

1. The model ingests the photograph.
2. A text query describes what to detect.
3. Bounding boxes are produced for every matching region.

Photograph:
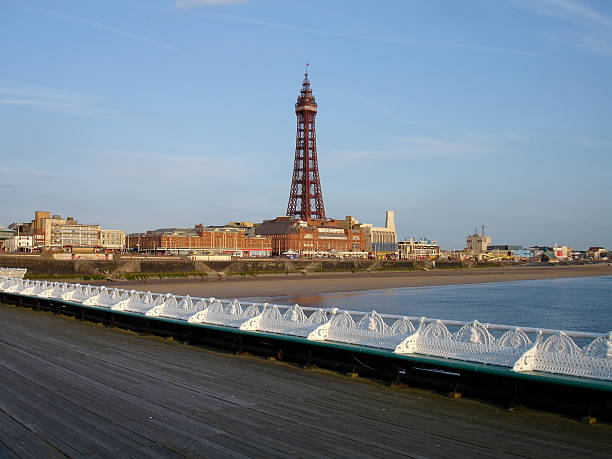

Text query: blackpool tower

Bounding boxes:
[286,66,326,220]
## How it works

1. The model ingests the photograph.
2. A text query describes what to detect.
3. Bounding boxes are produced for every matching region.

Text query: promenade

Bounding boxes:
[1,304,611,457]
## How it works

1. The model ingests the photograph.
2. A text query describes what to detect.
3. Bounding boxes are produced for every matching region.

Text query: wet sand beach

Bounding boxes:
[97,263,611,299]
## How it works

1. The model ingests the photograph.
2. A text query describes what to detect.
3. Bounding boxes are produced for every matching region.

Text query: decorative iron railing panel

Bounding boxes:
[1,274,610,381]
[0,267,27,279]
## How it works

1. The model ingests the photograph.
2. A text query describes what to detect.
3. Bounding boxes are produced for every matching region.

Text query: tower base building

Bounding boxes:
[254,217,365,257]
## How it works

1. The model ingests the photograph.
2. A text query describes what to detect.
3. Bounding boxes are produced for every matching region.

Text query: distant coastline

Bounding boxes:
[96,263,611,299]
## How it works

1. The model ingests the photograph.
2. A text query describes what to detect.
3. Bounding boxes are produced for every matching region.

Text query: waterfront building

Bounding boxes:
[398,238,440,261]
[337,211,398,258]
[11,211,124,250]
[49,223,101,248]
[10,211,55,246]
[41,215,77,246]
[254,217,365,257]
[488,244,523,252]
[100,229,126,250]
[527,245,571,262]
[527,246,549,261]
[130,227,272,257]
[438,249,465,261]
[487,245,526,259]
[366,211,397,257]
[33,231,45,248]
[0,226,14,251]
[34,211,50,230]
[227,222,255,230]
[552,244,572,261]
[200,222,256,236]
[511,248,534,260]
[0,226,14,239]
[4,235,34,252]
[587,246,608,260]
[466,229,491,254]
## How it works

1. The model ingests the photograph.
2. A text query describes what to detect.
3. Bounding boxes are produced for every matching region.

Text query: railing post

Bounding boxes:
[447,381,462,399]
[581,405,597,424]
[303,347,313,369]
[234,335,243,355]
[389,364,405,387]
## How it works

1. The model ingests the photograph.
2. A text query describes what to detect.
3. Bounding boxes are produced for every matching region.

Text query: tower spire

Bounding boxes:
[286,67,326,221]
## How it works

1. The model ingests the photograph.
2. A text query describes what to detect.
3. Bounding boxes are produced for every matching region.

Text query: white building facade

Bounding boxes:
[100,229,126,250]
[6,235,34,252]
[398,238,440,261]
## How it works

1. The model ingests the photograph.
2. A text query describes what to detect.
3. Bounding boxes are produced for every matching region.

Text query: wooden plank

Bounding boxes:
[0,373,247,458]
[0,412,66,458]
[0,349,248,457]
[2,304,612,458]
[0,326,310,458]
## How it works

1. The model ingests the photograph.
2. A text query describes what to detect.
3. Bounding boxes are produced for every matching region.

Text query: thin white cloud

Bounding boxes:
[328,132,526,165]
[0,86,113,118]
[16,4,191,55]
[573,138,612,149]
[510,0,612,57]
[328,139,489,165]
[176,0,245,9]
[541,0,612,29]
[407,39,548,58]
[207,14,549,57]
[0,166,62,180]
[578,36,612,56]
[393,137,490,157]
[0,98,110,118]
[97,149,251,181]
[461,131,529,143]
[511,0,612,29]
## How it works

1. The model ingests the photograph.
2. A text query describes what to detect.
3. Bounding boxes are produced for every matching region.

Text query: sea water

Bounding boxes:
[247,276,612,333]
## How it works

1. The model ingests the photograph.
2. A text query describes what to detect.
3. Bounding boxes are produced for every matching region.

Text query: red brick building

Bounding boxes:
[254,217,366,256]
[128,227,271,257]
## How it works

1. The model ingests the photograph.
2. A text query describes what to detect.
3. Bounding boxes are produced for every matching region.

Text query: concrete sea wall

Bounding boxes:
[0,254,480,278]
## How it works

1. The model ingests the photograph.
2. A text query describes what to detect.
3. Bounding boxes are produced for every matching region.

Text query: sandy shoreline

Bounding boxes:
[95,264,611,299]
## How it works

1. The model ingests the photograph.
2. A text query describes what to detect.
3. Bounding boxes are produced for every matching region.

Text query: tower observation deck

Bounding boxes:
[286,66,326,220]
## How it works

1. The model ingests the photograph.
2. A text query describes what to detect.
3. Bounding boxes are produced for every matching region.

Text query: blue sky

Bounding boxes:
[1,0,611,249]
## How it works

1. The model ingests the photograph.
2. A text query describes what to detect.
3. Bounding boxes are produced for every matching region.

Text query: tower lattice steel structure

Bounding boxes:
[286,66,326,220]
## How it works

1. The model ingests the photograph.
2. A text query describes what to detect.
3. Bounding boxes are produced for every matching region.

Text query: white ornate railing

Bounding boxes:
[0,267,27,279]
[1,276,611,381]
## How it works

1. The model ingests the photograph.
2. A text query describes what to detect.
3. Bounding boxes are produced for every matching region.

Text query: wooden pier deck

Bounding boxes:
[1,304,611,458]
